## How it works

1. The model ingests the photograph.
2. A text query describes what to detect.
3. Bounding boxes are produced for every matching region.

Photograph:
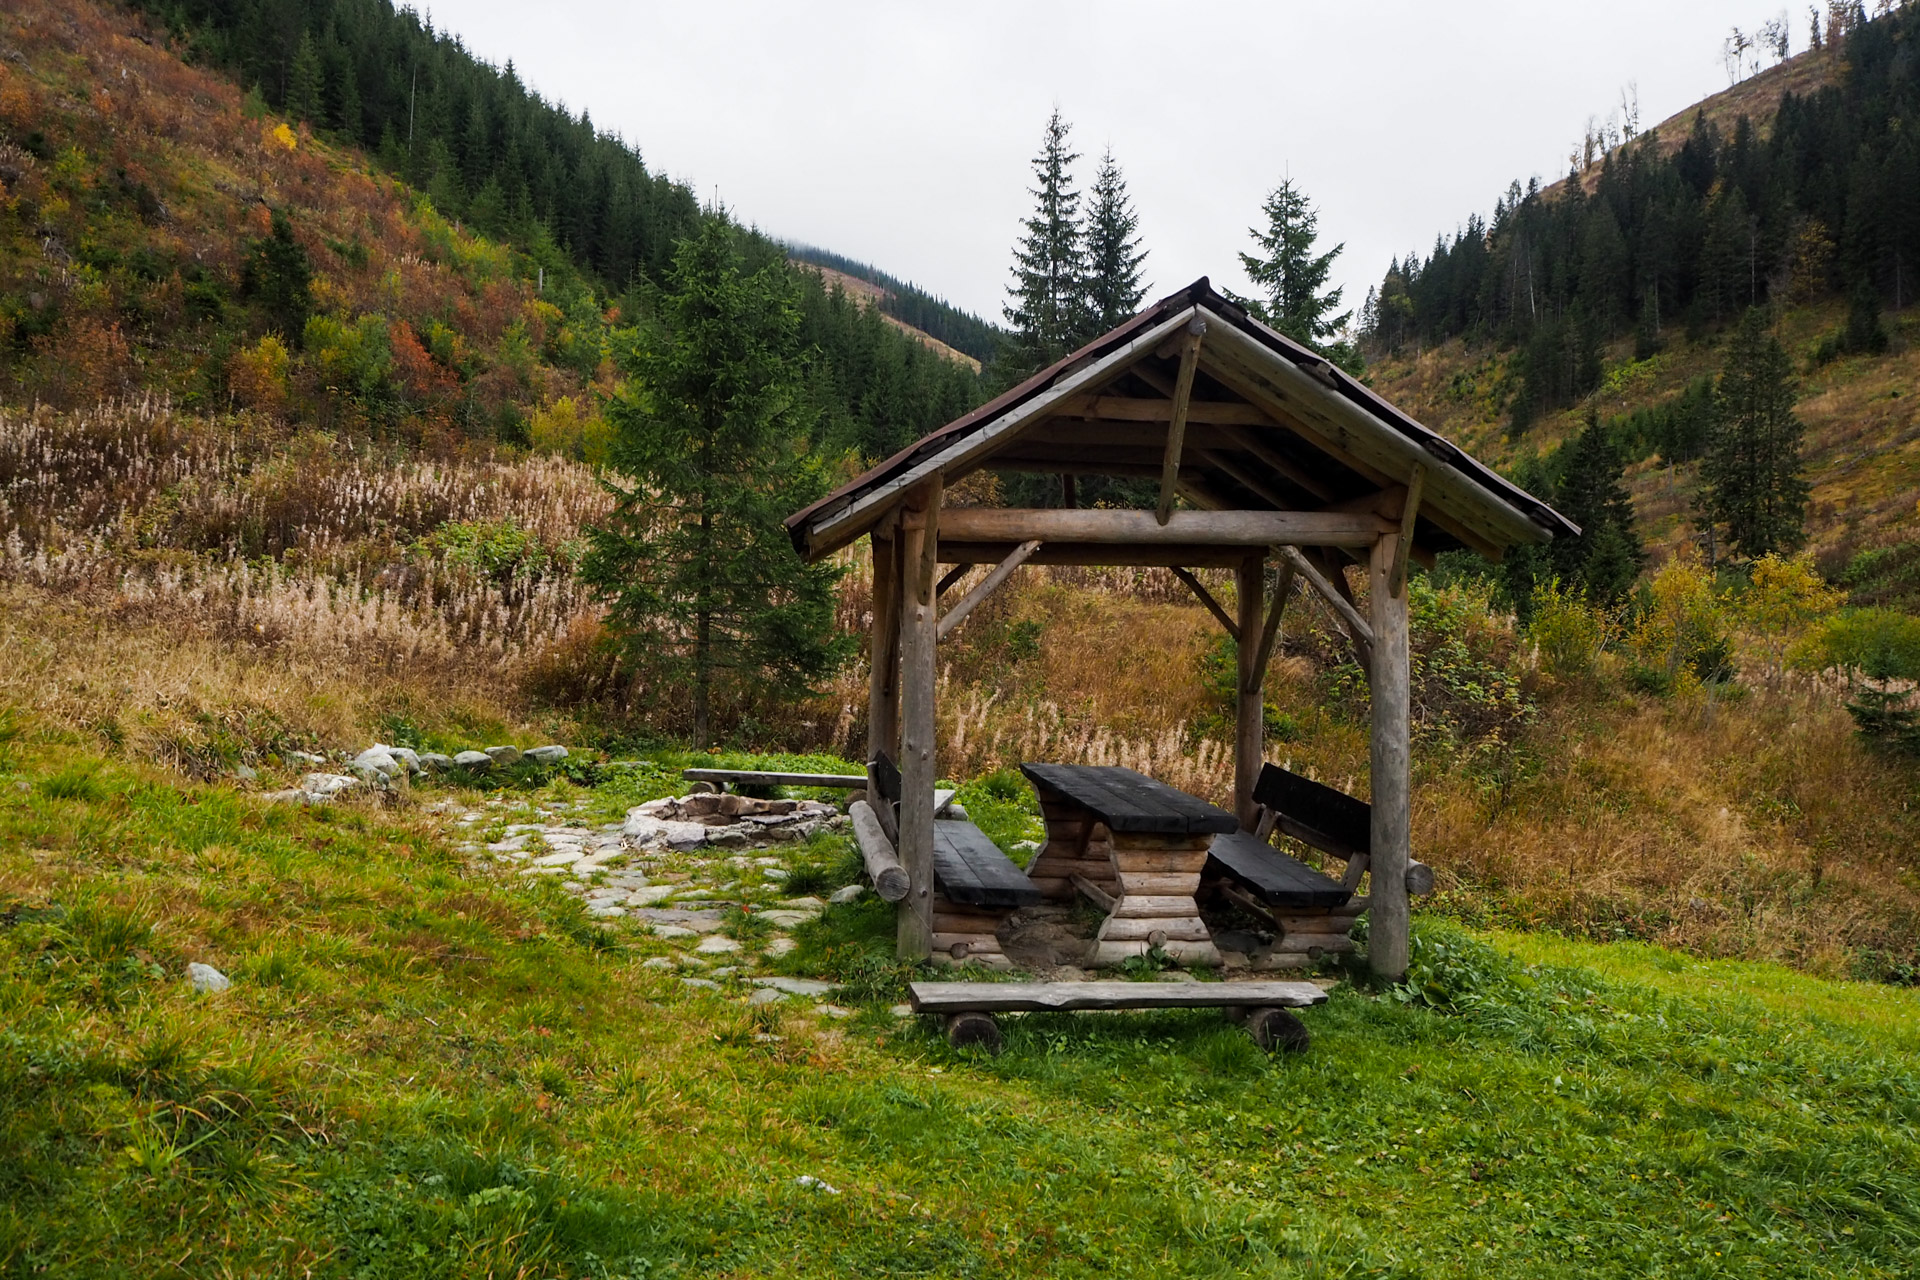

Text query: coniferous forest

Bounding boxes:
[130,0,986,464]
[1364,4,1920,433]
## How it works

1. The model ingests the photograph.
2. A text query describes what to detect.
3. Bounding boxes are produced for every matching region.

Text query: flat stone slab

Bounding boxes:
[630,908,726,929]
[694,935,741,954]
[751,976,836,997]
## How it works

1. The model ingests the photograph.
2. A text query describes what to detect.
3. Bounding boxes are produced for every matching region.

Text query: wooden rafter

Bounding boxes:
[1157,320,1207,526]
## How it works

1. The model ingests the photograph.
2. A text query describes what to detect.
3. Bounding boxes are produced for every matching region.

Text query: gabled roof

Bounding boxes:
[787,277,1574,563]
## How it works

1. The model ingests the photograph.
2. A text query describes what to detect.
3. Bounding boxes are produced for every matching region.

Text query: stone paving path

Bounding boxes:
[447,793,873,1010]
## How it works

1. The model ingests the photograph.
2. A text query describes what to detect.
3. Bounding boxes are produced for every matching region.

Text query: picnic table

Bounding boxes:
[1019,763,1238,967]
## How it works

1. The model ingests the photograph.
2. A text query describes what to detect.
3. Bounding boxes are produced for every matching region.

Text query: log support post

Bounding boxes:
[896,478,942,961]
[868,532,901,765]
[1367,533,1412,981]
[1234,554,1266,830]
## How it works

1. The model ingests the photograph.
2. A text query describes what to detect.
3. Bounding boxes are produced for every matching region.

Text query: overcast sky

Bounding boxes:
[425,0,1800,325]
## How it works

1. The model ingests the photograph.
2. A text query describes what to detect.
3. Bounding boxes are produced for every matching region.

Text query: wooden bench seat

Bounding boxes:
[1207,831,1352,910]
[932,819,1043,909]
[927,818,1040,968]
[908,979,1327,1053]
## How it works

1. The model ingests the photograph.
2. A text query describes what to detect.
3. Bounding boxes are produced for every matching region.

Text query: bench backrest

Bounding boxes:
[1251,763,1370,858]
[867,750,902,805]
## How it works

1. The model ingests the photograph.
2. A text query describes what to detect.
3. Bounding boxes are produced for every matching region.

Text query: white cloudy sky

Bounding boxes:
[425,1,1801,323]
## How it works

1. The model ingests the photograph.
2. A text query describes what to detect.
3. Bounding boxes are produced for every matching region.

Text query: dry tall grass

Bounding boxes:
[3,399,1915,973]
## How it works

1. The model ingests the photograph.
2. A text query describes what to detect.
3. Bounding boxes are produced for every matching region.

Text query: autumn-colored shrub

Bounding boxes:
[226,334,290,414]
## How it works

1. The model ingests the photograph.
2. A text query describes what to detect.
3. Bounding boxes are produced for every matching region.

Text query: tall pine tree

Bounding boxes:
[1698,308,1810,559]
[582,219,851,747]
[1552,409,1645,603]
[285,31,325,125]
[1238,178,1361,372]
[1002,110,1086,379]
[1081,148,1148,338]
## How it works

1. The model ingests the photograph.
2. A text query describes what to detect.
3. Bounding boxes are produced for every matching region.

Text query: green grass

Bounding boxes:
[2,732,1918,1277]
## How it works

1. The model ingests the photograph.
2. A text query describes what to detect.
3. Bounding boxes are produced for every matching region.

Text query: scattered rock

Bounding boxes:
[525,745,569,765]
[188,962,230,994]
[453,750,494,771]
[649,924,699,939]
[587,903,626,918]
[817,1004,855,1019]
[763,937,797,959]
[680,977,720,990]
[418,752,454,772]
[748,987,787,1006]
[641,956,676,970]
[351,746,402,781]
[794,1175,840,1195]
[625,886,677,907]
[485,745,522,767]
[622,812,712,852]
[286,750,326,767]
[232,765,257,782]
[887,1004,914,1019]
[829,884,866,904]
[265,772,362,804]
[694,935,741,955]
[758,909,815,927]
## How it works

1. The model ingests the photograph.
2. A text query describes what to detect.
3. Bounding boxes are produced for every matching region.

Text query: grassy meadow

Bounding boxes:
[2,732,1918,1277]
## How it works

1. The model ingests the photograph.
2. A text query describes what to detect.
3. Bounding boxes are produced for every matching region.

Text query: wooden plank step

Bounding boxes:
[679,769,952,813]
[908,980,1327,1014]
[932,819,1042,908]
[1206,831,1351,909]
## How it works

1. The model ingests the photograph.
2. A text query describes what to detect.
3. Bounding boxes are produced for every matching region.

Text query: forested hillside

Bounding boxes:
[0,0,981,465]
[1362,2,1920,605]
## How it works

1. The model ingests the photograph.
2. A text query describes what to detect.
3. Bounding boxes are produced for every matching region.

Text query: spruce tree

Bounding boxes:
[286,31,325,124]
[241,209,313,343]
[1552,409,1645,603]
[581,219,851,747]
[1081,148,1148,337]
[1002,110,1086,377]
[1698,308,1810,560]
[1237,178,1360,372]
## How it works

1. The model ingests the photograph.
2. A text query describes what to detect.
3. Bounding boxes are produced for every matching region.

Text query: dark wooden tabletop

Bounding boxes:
[1020,763,1238,835]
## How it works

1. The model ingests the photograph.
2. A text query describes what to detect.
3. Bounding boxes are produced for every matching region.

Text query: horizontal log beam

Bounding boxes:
[939,542,1278,568]
[938,508,1392,549]
[1054,395,1272,426]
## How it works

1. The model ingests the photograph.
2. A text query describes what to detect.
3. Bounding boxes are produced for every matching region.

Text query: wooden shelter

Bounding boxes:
[785,279,1573,980]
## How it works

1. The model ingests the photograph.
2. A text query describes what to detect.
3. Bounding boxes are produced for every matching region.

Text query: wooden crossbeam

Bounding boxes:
[937,539,1041,642]
[1157,320,1207,526]
[938,507,1392,548]
[1055,395,1269,425]
[1171,567,1239,642]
